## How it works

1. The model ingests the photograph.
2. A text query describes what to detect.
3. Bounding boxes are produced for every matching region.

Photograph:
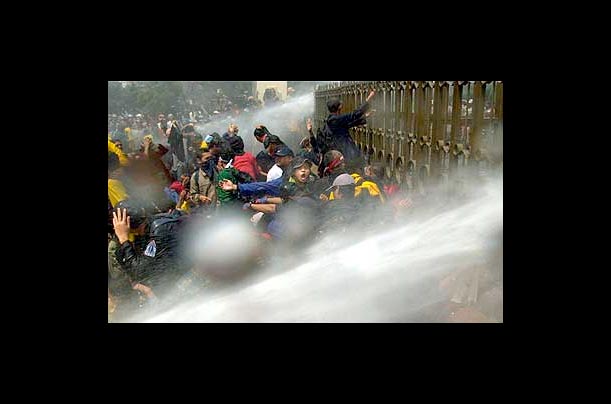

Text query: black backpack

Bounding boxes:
[149,209,188,245]
[317,120,335,156]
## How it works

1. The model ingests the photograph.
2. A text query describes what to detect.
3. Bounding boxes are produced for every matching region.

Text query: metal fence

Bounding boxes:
[314,81,503,194]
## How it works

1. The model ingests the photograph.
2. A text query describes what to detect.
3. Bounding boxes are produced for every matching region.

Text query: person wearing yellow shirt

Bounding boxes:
[108,139,129,166]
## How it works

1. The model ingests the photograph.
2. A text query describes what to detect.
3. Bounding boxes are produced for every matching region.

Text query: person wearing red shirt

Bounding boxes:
[228,135,258,180]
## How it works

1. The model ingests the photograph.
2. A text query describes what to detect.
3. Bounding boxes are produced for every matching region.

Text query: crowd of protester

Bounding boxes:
[108,88,500,322]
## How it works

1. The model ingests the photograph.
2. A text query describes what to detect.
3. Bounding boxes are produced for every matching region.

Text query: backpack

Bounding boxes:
[317,120,335,156]
[149,209,188,243]
[139,209,192,285]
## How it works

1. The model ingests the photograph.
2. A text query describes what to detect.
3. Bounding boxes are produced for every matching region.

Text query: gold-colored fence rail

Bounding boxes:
[315,81,503,194]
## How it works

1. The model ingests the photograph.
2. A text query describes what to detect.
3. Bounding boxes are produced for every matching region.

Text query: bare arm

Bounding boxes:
[366,90,376,103]
[250,203,277,214]
[265,197,283,205]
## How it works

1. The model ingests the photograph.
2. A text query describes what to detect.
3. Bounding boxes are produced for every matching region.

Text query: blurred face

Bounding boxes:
[333,186,343,199]
[276,155,292,168]
[331,153,346,171]
[198,152,213,167]
[293,164,311,183]
[114,141,123,150]
[158,115,165,122]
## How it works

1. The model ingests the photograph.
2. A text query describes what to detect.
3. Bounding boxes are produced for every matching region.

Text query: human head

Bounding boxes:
[327,99,342,114]
[265,134,283,154]
[217,156,228,170]
[207,133,223,156]
[290,156,312,184]
[115,200,148,231]
[364,163,384,180]
[273,145,294,169]
[299,137,311,150]
[196,151,214,166]
[322,150,346,177]
[228,135,245,155]
[182,124,195,135]
[254,125,271,143]
[228,123,239,136]
[326,173,355,200]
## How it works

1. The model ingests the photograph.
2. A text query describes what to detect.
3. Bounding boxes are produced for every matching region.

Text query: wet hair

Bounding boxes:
[115,200,147,229]
[327,99,342,113]
[368,163,385,180]
[228,135,245,154]
[208,132,223,147]
[219,150,235,163]
[321,150,345,177]
[254,126,271,139]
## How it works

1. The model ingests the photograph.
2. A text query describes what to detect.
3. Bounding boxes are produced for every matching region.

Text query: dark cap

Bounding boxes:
[273,145,294,157]
[290,156,312,171]
[327,99,342,113]
[264,134,283,149]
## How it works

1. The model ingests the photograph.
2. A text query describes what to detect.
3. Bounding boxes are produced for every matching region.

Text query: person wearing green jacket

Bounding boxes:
[215,152,255,211]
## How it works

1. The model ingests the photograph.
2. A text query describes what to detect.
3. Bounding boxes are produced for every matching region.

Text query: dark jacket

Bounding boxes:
[168,121,185,162]
[237,177,284,197]
[267,196,320,241]
[326,101,371,164]
[115,211,190,290]
[318,197,361,237]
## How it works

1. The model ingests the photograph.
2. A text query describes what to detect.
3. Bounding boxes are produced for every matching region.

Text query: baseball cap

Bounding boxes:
[273,145,294,157]
[324,173,355,192]
[290,156,311,171]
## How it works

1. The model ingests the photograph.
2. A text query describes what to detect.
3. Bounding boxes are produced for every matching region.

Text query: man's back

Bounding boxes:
[325,104,369,163]
[233,152,258,180]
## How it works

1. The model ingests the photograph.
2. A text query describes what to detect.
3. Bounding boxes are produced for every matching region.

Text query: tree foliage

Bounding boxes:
[108,81,185,116]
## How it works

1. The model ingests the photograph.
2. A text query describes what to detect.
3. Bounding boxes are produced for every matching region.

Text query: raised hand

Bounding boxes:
[112,208,130,244]
[366,90,376,103]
